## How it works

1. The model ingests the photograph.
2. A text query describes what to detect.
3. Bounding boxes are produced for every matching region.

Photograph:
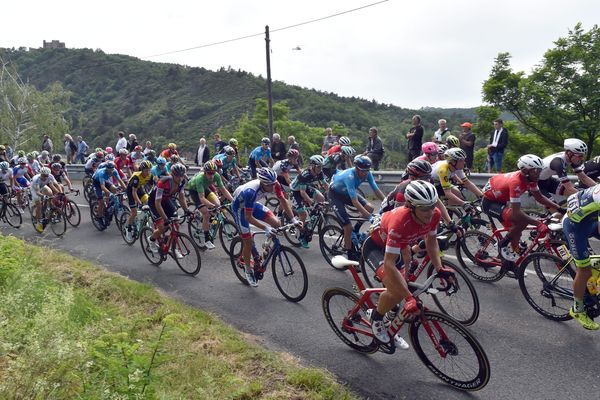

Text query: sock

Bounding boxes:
[371,309,384,321]
[574,297,585,313]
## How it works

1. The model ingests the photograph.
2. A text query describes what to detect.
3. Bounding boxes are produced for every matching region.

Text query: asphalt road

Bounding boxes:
[2,184,599,400]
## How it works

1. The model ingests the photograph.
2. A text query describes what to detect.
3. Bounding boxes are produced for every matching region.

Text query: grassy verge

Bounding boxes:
[0,235,356,399]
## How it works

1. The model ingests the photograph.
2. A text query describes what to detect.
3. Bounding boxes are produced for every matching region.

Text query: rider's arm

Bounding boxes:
[530,190,561,212]
[436,198,452,224]
[509,201,541,226]
[63,174,73,191]
[443,187,466,206]
[299,189,312,205]
[463,179,483,197]
[178,190,191,213]
[576,171,596,190]
[424,232,443,271]
[219,186,234,202]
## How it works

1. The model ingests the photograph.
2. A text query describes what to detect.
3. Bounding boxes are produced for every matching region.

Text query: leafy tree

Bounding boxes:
[483,23,600,156]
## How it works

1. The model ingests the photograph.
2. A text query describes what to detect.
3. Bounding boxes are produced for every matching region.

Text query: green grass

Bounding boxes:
[0,235,357,399]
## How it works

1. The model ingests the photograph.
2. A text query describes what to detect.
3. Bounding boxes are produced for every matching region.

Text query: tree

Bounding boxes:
[483,23,600,156]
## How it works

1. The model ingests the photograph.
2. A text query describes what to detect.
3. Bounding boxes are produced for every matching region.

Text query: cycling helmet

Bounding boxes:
[204,161,218,172]
[445,148,467,161]
[354,155,372,170]
[147,150,156,157]
[309,155,325,166]
[564,138,587,155]
[257,167,277,184]
[0,145,5,151]
[31,151,39,158]
[437,144,448,154]
[170,163,186,177]
[104,161,116,169]
[156,156,167,165]
[170,155,180,163]
[341,146,355,156]
[105,146,113,154]
[139,160,152,170]
[18,157,27,164]
[279,160,292,172]
[261,137,271,145]
[52,154,62,162]
[26,152,34,159]
[338,136,351,146]
[224,146,236,156]
[406,159,433,177]
[229,138,238,146]
[0,161,9,170]
[17,150,25,157]
[168,143,177,150]
[105,154,115,161]
[287,148,300,157]
[446,135,459,148]
[213,158,223,168]
[119,148,129,155]
[404,180,439,207]
[40,167,51,176]
[95,151,105,159]
[517,154,543,170]
[40,150,49,157]
[134,145,142,152]
[51,162,62,170]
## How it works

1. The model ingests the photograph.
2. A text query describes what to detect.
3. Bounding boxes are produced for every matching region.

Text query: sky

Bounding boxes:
[2,0,600,109]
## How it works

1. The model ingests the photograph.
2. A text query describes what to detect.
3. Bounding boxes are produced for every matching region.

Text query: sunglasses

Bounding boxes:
[416,204,436,211]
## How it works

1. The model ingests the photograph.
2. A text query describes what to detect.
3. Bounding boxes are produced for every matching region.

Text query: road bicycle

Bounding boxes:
[31,194,67,237]
[321,255,490,391]
[229,222,308,302]
[82,174,95,204]
[55,189,81,227]
[187,203,239,254]
[319,216,370,270]
[279,201,339,248]
[140,215,202,276]
[359,233,480,326]
[119,204,153,245]
[0,193,22,228]
[90,191,129,232]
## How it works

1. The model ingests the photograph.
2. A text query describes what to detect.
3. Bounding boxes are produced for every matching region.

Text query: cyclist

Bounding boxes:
[92,161,127,220]
[413,142,438,164]
[160,143,179,160]
[84,151,105,176]
[328,155,385,261]
[368,180,455,344]
[228,138,240,160]
[147,163,192,255]
[213,146,241,181]
[27,153,41,174]
[231,167,298,287]
[0,161,13,198]
[290,155,329,248]
[124,160,154,241]
[437,144,447,161]
[12,157,32,209]
[327,136,351,156]
[537,138,596,198]
[129,145,145,170]
[481,154,561,262]
[50,162,74,193]
[115,148,133,177]
[145,149,157,164]
[10,150,26,167]
[248,138,274,178]
[166,155,182,174]
[431,148,483,207]
[272,149,301,188]
[445,135,459,149]
[38,150,50,165]
[151,156,169,181]
[31,167,62,233]
[323,146,355,180]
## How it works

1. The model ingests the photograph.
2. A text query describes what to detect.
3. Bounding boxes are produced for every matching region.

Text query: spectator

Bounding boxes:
[487,119,508,173]
[271,133,287,161]
[64,134,77,164]
[406,114,424,161]
[288,135,302,165]
[364,127,385,171]
[321,127,337,155]
[143,141,153,155]
[459,122,476,169]
[115,131,127,154]
[195,137,210,166]
[433,119,451,144]
[127,134,139,152]
[0,145,6,162]
[75,136,89,164]
[42,134,53,154]
[213,133,227,154]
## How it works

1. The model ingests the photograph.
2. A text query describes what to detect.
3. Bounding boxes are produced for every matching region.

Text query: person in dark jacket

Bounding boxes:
[487,119,509,173]
[364,127,385,170]
[271,133,287,161]
[406,115,424,161]
[127,134,139,152]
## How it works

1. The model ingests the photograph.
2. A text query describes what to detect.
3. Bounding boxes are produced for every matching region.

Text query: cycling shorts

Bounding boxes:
[16,177,29,188]
[127,186,147,208]
[149,198,178,227]
[0,182,8,196]
[189,189,219,209]
[292,187,321,212]
[562,214,600,268]
[93,179,113,199]
[481,198,512,228]
[328,188,367,226]
[232,202,273,238]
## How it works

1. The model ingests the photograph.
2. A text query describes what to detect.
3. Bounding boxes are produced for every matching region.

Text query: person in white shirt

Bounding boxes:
[433,119,451,144]
[115,131,128,154]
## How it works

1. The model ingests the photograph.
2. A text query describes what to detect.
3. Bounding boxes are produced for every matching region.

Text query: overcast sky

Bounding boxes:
[2,0,600,109]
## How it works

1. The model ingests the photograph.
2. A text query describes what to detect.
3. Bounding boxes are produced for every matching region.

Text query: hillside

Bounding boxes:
[0,47,477,167]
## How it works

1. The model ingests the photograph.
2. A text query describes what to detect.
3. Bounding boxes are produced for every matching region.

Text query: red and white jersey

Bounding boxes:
[482,171,539,203]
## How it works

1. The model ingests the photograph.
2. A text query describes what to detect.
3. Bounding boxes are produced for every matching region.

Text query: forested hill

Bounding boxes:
[0,47,476,166]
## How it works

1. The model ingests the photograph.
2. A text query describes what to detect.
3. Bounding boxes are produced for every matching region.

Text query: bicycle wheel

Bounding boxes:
[319,224,346,270]
[283,220,302,247]
[139,226,163,266]
[218,219,239,256]
[518,252,575,321]
[4,203,22,228]
[229,236,249,285]
[409,311,490,391]
[456,230,506,282]
[321,288,378,353]
[64,200,81,227]
[49,209,67,237]
[426,260,480,326]
[90,204,106,231]
[172,232,201,276]
[187,214,204,248]
[265,196,280,211]
[272,246,308,302]
[119,211,137,245]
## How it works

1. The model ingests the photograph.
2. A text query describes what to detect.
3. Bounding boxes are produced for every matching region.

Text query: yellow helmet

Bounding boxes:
[168,143,177,150]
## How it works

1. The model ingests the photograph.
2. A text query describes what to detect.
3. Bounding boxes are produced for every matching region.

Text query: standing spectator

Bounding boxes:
[75,136,89,164]
[487,119,509,173]
[321,127,337,155]
[288,135,302,165]
[4,143,13,160]
[127,134,139,152]
[195,138,210,166]
[459,122,476,169]
[271,133,287,161]
[213,134,227,154]
[433,119,451,144]
[406,114,424,161]
[364,127,385,171]
[143,141,153,155]
[115,131,127,154]
[0,145,6,162]
[42,134,53,154]
[64,134,77,164]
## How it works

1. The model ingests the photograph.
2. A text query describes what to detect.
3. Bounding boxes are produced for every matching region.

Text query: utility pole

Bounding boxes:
[265,25,274,139]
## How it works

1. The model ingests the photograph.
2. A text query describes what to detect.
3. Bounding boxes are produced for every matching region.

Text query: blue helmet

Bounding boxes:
[156,156,167,165]
[354,155,372,170]
[257,167,277,184]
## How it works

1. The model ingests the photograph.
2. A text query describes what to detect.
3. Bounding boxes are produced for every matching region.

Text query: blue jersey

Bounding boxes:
[329,167,378,199]
[151,165,168,179]
[213,153,237,172]
[92,168,119,185]
[249,146,271,161]
[232,180,285,211]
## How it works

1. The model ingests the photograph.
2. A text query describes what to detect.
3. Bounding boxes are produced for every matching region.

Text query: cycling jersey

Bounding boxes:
[213,153,237,172]
[85,156,103,174]
[565,184,600,223]
[482,171,539,203]
[290,169,326,192]
[51,168,67,184]
[231,180,285,237]
[0,169,13,184]
[371,206,441,254]
[30,173,56,195]
[29,160,41,174]
[12,166,29,179]
[539,152,584,181]
[151,165,168,179]
[187,172,224,194]
[150,175,186,204]
[327,144,342,155]
[273,159,292,176]
[128,171,153,189]
[563,184,600,267]
[329,167,378,199]
[380,180,411,213]
[249,146,271,162]
[323,153,344,170]
[160,149,179,159]
[92,168,120,185]
[431,161,468,190]
[115,156,133,173]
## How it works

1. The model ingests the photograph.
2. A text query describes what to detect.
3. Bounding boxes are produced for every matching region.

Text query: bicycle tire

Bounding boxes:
[49,209,67,237]
[4,203,22,228]
[272,246,308,302]
[283,220,302,247]
[456,230,506,282]
[187,214,204,249]
[426,260,480,326]
[119,211,137,245]
[319,224,346,270]
[409,310,490,391]
[229,236,250,285]
[321,287,378,354]
[64,200,81,227]
[517,252,575,321]
[218,219,239,256]
[173,232,202,276]
[90,203,106,231]
[140,226,163,266]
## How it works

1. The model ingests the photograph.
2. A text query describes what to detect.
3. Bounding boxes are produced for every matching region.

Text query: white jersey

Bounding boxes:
[539,152,584,181]
[0,169,13,184]
[29,159,41,174]
[31,173,56,194]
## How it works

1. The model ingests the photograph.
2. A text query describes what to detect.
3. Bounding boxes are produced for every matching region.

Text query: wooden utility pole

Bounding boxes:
[265,25,274,139]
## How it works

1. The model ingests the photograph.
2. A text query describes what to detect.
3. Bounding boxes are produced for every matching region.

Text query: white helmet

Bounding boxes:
[338,136,351,146]
[517,154,543,170]
[404,180,439,207]
[564,138,587,155]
